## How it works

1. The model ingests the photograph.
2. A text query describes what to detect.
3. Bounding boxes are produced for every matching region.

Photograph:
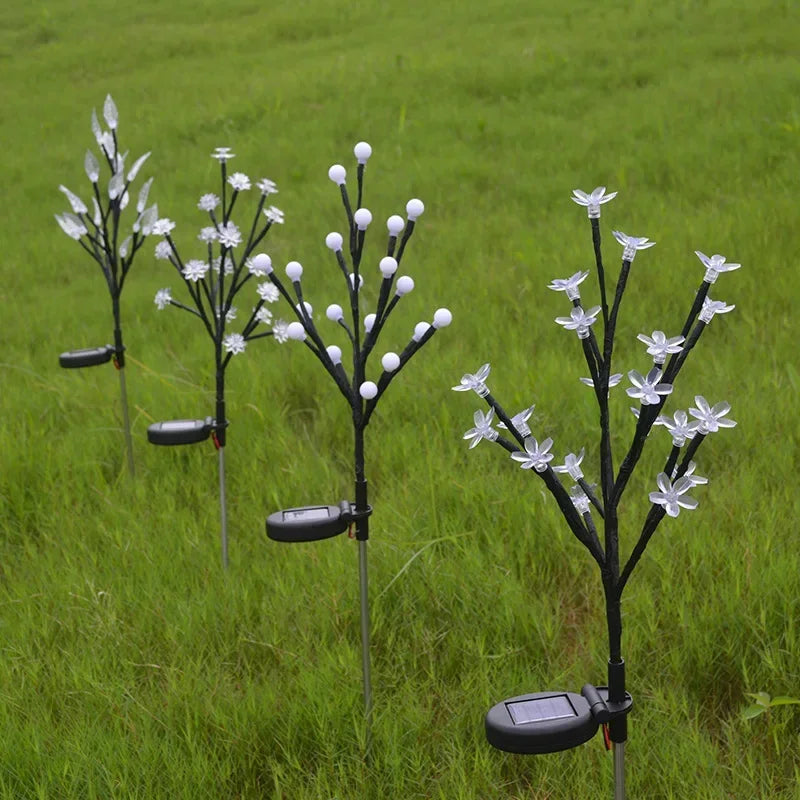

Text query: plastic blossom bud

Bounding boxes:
[626,368,673,406]
[379,256,398,277]
[571,187,617,218]
[328,164,346,185]
[296,301,313,316]
[360,381,378,399]
[463,408,499,449]
[364,313,376,332]
[511,436,554,472]
[326,232,344,251]
[387,215,405,236]
[413,322,431,341]
[286,322,306,341]
[327,345,342,365]
[354,141,372,164]
[613,231,656,262]
[694,251,741,284]
[554,448,586,481]
[381,352,401,372]
[354,208,373,230]
[570,484,591,514]
[286,261,303,281]
[433,308,453,329]
[637,330,685,365]
[649,473,698,517]
[251,253,273,275]
[406,198,425,221]
[497,405,536,438]
[396,276,415,296]
[326,304,344,321]
[689,396,736,434]
[548,270,590,301]
[452,363,491,397]
[349,273,364,291]
[555,305,601,339]
[699,296,735,324]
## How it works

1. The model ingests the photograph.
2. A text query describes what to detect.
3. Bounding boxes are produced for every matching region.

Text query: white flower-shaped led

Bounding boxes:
[555,305,601,339]
[511,437,554,472]
[452,363,491,398]
[272,320,289,343]
[249,253,273,276]
[694,251,741,284]
[257,282,280,303]
[699,296,735,324]
[223,333,246,355]
[198,193,220,212]
[626,368,673,406]
[264,206,284,224]
[218,221,242,249]
[497,405,535,437]
[227,172,251,192]
[255,307,273,325]
[571,187,617,218]
[211,147,235,162]
[153,218,176,236]
[183,259,208,282]
[681,461,708,487]
[569,484,591,514]
[689,396,736,434]
[637,330,685,365]
[154,288,172,309]
[463,408,499,449]
[554,448,585,481]
[613,231,655,262]
[154,240,172,260]
[257,178,278,195]
[198,226,218,243]
[548,270,590,301]
[655,410,698,447]
[580,373,623,390]
[649,473,698,517]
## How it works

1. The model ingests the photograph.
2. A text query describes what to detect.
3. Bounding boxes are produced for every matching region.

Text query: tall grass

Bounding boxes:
[1,0,798,796]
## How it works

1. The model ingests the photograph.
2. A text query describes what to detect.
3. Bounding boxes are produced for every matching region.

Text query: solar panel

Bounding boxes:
[506,694,577,725]
[283,507,332,522]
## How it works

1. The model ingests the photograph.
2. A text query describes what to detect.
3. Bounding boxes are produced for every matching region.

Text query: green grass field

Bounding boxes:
[1,0,799,796]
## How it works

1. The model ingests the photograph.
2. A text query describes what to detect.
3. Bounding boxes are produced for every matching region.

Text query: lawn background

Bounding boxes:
[0,0,799,797]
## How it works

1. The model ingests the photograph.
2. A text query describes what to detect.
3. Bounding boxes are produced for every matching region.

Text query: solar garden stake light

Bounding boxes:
[149,148,287,569]
[454,187,739,799]
[263,141,451,754]
[55,95,158,477]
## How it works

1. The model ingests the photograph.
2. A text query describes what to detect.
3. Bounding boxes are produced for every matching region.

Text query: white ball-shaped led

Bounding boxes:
[296,301,313,316]
[396,275,415,296]
[287,322,306,341]
[325,232,343,251]
[354,141,372,164]
[386,215,405,236]
[413,321,431,341]
[379,256,398,278]
[406,198,425,221]
[328,164,346,185]
[359,381,378,400]
[326,345,342,365]
[285,261,303,281]
[252,253,273,274]
[326,304,343,321]
[354,208,373,231]
[433,308,453,329]
[364,313,376,332]
[381,352,401,372]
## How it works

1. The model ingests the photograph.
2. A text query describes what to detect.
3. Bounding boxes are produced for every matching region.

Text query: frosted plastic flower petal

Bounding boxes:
[154,288,172,310]
[463,409,499,449]
[218,221,242,248]
[255,307,273,325]
[127,152,150,182]
[257,282,280,303]
[182,259,209,282]
[211,147,235,162]
[637,330,685,365]
[689,396,736,434]
[272,320,289,343]
[510,437,554,472]
[613,231,656,262]
[198,193,220,212]
[257,178,278,195]
[103,94,118,130]
[59,185,88,215]
[198,226,218,243]
[223,333,246,355]
[264,206,284,224]
[649,473,698,517]
[626,368,673,405]
[452,363,491,397]
[694,251,741,284]
[152,218,176,236]
[54,212,88,241]
[84,150,100,183]
[228,172,251,192]
[548,270,590,301]
[571,186,617,218]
